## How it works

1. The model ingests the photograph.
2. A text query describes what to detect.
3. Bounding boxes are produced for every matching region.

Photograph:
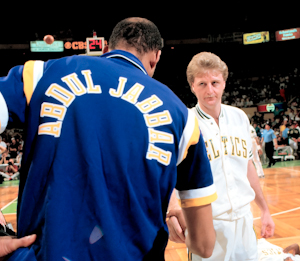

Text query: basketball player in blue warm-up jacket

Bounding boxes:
[0,18,217,260]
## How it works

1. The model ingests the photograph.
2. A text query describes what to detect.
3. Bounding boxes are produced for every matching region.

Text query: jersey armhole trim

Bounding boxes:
[177,110,200,165]
[176,184,218,208]
[23,60,44,105]
[179,192,218,208]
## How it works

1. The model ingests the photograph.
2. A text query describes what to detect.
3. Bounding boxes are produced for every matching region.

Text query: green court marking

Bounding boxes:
[1,198,17,214]
[0,180,19,188]
[263,159,300,168]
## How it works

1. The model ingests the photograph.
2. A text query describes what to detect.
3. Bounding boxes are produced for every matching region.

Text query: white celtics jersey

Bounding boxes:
[258,238,300,261]
[192,103,255,221]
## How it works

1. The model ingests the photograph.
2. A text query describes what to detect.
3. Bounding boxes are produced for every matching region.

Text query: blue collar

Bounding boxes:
[101,50,148,75]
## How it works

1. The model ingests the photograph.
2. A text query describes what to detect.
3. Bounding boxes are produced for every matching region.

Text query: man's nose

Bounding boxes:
[207,83,213,93]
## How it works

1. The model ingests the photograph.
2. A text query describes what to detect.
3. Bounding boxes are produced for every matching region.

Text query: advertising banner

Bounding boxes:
[276,28,300,41]
[243,32,270,45]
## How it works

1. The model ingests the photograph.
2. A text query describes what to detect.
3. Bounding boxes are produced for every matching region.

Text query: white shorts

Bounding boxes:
[189,210,258,261]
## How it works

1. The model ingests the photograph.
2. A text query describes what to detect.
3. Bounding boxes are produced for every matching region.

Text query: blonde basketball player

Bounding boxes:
[167,52,275,261]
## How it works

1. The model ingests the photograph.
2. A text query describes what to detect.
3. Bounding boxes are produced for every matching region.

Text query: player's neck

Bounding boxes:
[198,102,221,125]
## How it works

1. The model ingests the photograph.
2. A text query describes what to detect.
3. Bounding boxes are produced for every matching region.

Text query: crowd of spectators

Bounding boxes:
[250,107,300,164]
[0,130,23,183]
[222,67,300,108]
[236,68,300,162]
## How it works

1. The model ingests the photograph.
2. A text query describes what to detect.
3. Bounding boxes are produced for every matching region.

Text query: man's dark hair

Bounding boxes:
[109,18,162,54]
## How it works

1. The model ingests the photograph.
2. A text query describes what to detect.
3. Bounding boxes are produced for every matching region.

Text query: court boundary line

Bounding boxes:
[1,197,17,211]
[253,206,300,220]
[253,164,300,220]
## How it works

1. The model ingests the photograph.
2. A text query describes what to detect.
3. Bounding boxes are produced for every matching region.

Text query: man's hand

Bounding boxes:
[260,211,275,238]
[166,209,186,243]
[283,243,300,256]
[0,235,36,260]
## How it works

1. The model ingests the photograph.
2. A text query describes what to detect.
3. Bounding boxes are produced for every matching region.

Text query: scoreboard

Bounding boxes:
[86,37,105,56]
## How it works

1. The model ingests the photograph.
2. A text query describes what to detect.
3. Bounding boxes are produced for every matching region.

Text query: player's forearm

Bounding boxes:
[182,204,215,258]
[254,190,270,213]
[167,189,181,211]
[247,160,269,213]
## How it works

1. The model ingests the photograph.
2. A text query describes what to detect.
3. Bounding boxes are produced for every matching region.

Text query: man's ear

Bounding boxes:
[103,44,109,54]
[191,82,195,94]
[150,50,161,69]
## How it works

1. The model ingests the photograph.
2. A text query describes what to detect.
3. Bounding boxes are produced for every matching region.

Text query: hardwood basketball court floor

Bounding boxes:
[1,161,300,260]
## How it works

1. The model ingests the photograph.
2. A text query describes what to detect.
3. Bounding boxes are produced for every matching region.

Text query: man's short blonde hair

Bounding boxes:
[186,52,228,87]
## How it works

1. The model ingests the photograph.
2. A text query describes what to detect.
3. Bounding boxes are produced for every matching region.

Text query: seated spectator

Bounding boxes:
[274,107,281,119]
[0,136,6,160]
[231,99,237,107]
[8,138,18,159]
[296,121,300,132]
[235,98,243,107]
[282,124,290,139]
[295,110,300,122]
[16,149,23,167]
[253,122,261,138]
[245,97,254,107]
[277,135,294,157]
[0,158,19,180]
[271,98,278,103]
[280,119,288,134]
[261,86,267,97]
[287,123,300,155]
[278,135,289,146]
[288,123,300,142]
[6,158,18,174]
[252,111,260,123]
[0,145,5,158]
[288,108,296,121]
[0,151,8,164]
[273,118,281,129]
[0,136,6,150]
[291,101,298,110]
